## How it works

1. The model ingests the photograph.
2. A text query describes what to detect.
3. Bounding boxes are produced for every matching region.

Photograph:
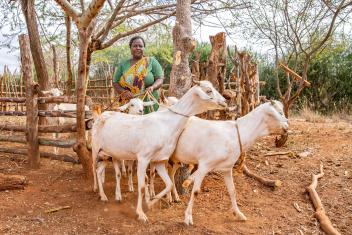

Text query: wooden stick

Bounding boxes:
[0,173,28,191]
[45,205,71,213]
[264,151,295,157]
[306,164,341,235]
[243,165,282,188]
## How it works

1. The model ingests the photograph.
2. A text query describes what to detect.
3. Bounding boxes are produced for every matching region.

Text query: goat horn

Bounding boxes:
[270,100,275,106]
[192,77,200,85]
[226,106,238,112]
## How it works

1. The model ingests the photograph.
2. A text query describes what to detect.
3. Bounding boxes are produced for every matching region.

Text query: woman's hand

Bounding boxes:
[120,90,134,100]
[145,85,155,93]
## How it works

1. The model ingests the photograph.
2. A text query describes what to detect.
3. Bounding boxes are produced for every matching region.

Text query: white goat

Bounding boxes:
[92,81,227,222]
[103,98,155,191]
[98,96,177,194]
[168,100,288,225]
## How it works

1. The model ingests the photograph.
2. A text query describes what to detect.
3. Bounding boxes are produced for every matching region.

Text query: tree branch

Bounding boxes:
[101,13,174,50]
[54,0,80,23]
[95,0,127,41]
[79,0,106,28]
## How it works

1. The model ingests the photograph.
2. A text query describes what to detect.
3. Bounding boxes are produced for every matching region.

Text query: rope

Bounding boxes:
[102,91,147,112]
[103,90,190,118]
[145,90,191,118]
[234,122,246,173]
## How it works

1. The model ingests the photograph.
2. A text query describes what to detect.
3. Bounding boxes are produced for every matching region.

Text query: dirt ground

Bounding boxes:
[0,117,351,235]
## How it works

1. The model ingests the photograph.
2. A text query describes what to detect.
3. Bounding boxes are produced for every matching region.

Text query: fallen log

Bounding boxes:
[0,147,79,164]
[306,164,341,235]
[0,173,28,191]
[243,165,282,188]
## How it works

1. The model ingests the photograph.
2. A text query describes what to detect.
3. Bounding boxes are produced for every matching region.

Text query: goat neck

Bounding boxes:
[234,105,270,150]
[168,87,206,117]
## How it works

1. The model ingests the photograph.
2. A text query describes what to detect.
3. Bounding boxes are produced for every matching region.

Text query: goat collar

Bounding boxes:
[235,122,243,153]
[235,122,246,171]
[167,107,191,118]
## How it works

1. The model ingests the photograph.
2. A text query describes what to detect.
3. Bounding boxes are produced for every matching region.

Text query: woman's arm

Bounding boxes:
[146,58,164,92]
[146,78,164,92]
[113,62,133,100]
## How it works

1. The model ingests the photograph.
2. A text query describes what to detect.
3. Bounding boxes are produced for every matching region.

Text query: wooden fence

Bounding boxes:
[0,35,93,168]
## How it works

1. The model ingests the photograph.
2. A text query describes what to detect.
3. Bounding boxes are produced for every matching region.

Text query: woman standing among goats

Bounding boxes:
[113,36,164,113]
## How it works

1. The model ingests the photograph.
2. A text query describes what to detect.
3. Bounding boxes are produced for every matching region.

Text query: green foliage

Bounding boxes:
[258,37,352,114]
[302,40,352,113]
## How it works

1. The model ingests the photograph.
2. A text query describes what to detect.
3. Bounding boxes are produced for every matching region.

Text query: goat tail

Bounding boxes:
[92,104,102,120]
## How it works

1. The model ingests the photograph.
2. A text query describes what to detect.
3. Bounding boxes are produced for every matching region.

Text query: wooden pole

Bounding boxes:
[20,34,40,169]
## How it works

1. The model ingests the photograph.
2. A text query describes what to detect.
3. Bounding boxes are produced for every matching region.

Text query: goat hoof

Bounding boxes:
[234,212,247,221]
[100,195,108,202]
[137,213,148,223]
[174,198,181,203]
[184,215,193,225]
[115,197,122,203]
[182,179,192,188]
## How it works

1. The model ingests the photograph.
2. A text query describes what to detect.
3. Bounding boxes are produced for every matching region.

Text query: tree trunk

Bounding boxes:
[207,32,226,94]
[65,6,73,95]
[52,45,59,88]
[168,0,195,98]
[168,0,195,194]
[21,0,50,124]
[74,29,93,179]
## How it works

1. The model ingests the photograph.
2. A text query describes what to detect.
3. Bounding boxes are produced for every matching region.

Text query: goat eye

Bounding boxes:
[206,90,212,94]
[130,104,134,107]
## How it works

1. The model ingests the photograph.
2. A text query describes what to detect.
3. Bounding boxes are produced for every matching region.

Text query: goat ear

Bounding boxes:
[118,103,129,112]
[143,101,155,107]
[41,90,51,95]
[191,76,200,86]
[226,106,237,112]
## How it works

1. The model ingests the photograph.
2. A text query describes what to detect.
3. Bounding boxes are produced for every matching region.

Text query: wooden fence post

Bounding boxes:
[19,34,40,169]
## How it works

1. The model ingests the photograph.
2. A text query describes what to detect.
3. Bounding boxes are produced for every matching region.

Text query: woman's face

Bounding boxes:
[130,38,144,59]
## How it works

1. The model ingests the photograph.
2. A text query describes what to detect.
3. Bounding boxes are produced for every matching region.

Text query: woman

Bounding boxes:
[113,36,164,113]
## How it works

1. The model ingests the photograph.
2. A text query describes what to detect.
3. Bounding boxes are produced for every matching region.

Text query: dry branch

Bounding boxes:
[0,173,28,191]
[45,205,71,213]
[243,165,282,188]
[264,151,296,157]
[306,164,341,235]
